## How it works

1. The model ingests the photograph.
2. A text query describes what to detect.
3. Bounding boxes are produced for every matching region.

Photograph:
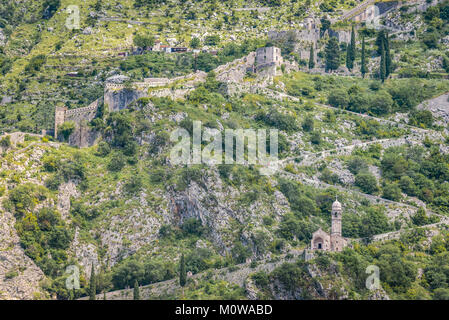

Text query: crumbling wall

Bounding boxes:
[68,122,100,148]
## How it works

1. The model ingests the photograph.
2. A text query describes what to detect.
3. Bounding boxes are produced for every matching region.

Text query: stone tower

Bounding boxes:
[54,106,67,139]
[331,198,342,236]
[330,198,344,251]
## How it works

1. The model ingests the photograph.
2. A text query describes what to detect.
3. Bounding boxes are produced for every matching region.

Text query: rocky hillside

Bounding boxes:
[1,0,449,300]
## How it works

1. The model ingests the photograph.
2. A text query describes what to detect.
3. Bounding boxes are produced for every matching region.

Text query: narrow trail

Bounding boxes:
[278,168,446,220]
[83,250,304,300]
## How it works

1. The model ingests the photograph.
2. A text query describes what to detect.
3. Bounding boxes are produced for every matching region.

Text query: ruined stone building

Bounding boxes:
[54,46,286,147]
[311,199,348,252]
[54,100,100,147]
[255,46,283,71]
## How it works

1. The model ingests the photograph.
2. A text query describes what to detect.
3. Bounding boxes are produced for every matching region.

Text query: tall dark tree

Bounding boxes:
[308,45,315,69]
[361,36,367,78]
[350,25,356,64]
[133,280,140,300]
[384,32,391,77]
[325,37,340,72]
[375,30,386,54]
[346,44,353,70]
[89,263,96,300]
[320,18,331,37]
[380,42,386,83]
[179,254,187,288]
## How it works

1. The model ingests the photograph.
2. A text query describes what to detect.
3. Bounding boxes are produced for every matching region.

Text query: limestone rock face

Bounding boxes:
[104,88,147,112]
[417,93,449,127]
[0,209,46,300]
[57,181,79,222]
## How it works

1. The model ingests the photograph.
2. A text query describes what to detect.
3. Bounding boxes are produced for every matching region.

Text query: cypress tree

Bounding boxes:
[308,45,315,69]
[346,44,353,70]
[89,263,96,300]
[384,32,391,77]
[133,280,140,300]
[325,37,340,72]
[179,254,187,287]
[361,36,367,78]
[350,25,356,64]
[380,42,386,83]
[376,30,385,55]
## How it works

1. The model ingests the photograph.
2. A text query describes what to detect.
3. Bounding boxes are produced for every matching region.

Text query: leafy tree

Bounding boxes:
[255,109,299,133]
[231,242,251,263]
[422,31,439,49]
[377,244,417,293]
[382,182,403,201]
[25,55,47,73]
[58,121,75,141]
[111,259,145,289]
[133,34,155,49]
[204,35,220,46]
[370,91,393,115]
[302,115,314,132]
[190,37,201,49]
[0,54,12,75]
[399,176,418,196]
[310,131,321,145]
[348,157,368,175]
[0,135,11,148]
[412,207,430,226]
[181,218,205,236]
[328,89,349,108]
[409,110,434,128]
[433,288,449,300]
[107,152,126,172]
[355,172,379,194]
[381,153,408,180]
[278,213,315,242]
[42,0,60,19]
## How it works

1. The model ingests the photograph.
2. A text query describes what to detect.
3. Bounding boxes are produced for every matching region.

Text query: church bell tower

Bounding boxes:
[331,198,342,237]
[330,198,343,251]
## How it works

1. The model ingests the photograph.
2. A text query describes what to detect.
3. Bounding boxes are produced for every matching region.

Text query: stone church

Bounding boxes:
[310,199,348,252]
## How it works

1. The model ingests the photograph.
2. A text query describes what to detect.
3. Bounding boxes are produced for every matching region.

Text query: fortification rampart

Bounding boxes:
[56,48,281,147]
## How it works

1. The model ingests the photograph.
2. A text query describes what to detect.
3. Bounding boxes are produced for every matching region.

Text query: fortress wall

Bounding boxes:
[65,100,99,124]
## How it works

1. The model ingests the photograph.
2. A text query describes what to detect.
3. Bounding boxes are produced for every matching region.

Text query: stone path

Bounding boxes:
[82,251,304,300]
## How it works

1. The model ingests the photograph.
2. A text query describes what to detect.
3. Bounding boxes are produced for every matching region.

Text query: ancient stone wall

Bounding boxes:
[67,122,101,148]
[64,100,99,123]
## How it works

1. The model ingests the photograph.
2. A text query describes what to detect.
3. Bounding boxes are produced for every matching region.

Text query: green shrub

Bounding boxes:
[355,172,379,194]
